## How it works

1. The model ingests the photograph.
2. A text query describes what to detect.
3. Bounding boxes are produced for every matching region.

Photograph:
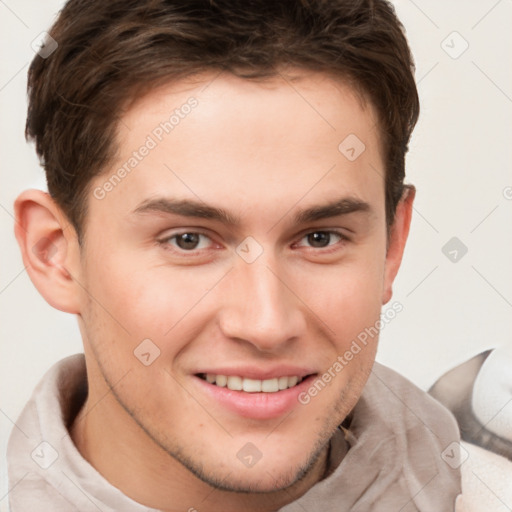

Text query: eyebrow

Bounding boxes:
[133,198,239,225]
[133,196,371,225]
[293,197,371,224]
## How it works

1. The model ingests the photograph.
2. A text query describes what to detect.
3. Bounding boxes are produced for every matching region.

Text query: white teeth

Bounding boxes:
[227,375,243,391]
[278,376,289,390]
[202,374,303,392]
[243,378,262,392]
[216,375,227,387]
[262,378,279,393]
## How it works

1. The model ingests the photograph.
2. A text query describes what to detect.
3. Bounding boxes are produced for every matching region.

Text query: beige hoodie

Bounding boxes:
[7,354,461,511]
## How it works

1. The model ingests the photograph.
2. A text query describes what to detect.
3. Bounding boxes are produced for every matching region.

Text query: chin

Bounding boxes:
[187,439,327,495]
[202,463,307,494]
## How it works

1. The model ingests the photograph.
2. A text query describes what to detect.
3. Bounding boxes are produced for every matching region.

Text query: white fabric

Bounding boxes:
[472,347,512,442]
[459,441,512,512]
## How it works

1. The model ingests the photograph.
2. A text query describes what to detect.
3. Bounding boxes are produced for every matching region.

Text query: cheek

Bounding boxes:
[294,250,386,340]
[80,249,225,361]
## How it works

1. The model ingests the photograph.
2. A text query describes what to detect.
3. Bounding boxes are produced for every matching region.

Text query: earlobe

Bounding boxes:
[14,189,81,314]
[381,185,415,305]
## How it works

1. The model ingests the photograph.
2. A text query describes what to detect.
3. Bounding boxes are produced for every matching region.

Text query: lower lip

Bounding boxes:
[193,375,317,420]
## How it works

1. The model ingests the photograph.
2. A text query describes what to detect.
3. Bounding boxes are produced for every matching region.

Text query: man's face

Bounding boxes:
[77,72,393,492]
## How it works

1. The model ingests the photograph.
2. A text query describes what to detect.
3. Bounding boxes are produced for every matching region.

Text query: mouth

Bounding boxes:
[193,371,317,419]
[196,373,306,393]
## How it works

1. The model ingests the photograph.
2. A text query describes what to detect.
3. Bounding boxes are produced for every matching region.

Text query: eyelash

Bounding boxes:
[293,230,349,250]
[157,229,350,255]
[158,231,217,253]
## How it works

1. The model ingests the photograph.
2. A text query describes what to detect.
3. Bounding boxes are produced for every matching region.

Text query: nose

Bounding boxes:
[217,257,306,353]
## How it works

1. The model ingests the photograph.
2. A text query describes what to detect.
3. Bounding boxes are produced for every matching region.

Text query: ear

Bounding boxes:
[14,189,82,314]
[382,185,415,305]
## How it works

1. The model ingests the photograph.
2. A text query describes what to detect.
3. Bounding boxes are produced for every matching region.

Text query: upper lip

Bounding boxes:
[194,366,316,380]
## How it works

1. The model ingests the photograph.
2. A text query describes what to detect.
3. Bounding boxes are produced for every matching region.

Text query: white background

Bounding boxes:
[1,0,511,498]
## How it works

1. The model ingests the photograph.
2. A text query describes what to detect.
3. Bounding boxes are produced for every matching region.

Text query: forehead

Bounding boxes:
[88,71,384,227]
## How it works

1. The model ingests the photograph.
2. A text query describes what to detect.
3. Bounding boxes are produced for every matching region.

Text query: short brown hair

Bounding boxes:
[26,0,419,239]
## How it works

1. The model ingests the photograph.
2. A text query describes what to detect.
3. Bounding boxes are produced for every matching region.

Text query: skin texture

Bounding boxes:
[15,71,414,512]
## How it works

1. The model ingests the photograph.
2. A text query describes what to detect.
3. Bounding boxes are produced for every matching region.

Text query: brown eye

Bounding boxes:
[176,233,200,250]
[306,232,332,248]
[163,232,212,251]
[299,231,343,248]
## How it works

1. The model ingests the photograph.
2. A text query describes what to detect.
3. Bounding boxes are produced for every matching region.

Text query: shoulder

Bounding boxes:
[348,362,462,509]
[366,362,461,437]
